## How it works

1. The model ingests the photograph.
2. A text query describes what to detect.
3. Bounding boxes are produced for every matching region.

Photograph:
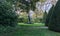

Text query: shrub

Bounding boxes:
[0,2,18,27]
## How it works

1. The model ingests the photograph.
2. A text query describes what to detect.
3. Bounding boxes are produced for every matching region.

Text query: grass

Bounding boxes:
[18,23,45,26]
[0,23,60,36]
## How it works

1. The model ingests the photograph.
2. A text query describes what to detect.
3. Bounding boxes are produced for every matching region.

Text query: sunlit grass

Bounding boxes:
[18,23,45,26]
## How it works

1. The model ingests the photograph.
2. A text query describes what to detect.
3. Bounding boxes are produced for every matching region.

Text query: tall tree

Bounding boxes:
[48,0,60,32]
[19,0,39,24]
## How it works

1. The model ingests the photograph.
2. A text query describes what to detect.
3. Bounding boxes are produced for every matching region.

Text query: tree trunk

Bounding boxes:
[26,10,32,24]
[27,13,32,24]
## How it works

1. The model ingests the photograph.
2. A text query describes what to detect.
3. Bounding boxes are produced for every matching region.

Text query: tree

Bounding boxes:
[48,0,60,32]
[45,5,54,26]
[19,0,39,24]
[0,1,18,27]
[43,11,47,23]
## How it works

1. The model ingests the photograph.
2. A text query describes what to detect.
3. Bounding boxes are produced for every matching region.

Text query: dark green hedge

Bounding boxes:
[45,5,54,26]
[0,2,18,27]
[48,0,60,32]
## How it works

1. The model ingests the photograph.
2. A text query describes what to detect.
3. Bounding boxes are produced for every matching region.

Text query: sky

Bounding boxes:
[36,0,58,13]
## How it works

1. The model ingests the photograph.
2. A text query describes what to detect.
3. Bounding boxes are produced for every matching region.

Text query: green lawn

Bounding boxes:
[0,23,60,36]
[18,23,45,26]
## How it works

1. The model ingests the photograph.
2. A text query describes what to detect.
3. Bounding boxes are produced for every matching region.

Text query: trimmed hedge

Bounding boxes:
[45,5,54,26]
[48,0,60,32]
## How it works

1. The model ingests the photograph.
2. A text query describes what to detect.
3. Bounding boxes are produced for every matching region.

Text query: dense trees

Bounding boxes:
[19,0,39,24]
[0,1,18,27]
[48,0,60,32]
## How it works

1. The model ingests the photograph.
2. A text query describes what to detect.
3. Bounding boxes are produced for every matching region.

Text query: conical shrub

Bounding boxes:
[48,0,60,32]
[45,5,54,26]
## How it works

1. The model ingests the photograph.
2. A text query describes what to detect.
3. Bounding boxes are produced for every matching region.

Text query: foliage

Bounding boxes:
[43,11,47,23]
[19,0,39,12]
[18,17,28,23]
[45,5,54,26]
[0,2,18,27]
[18,12,28,23]
[48,0,60,32]
[19,0,40,24]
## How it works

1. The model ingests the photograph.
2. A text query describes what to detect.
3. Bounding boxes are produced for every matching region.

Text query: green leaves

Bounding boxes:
[0,2,18,27]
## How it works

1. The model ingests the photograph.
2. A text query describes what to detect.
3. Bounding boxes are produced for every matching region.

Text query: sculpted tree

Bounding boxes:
[45,5,54,26]
[48,0,60,32]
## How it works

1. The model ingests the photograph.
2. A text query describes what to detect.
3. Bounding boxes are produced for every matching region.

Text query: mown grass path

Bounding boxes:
[0,23,60,36]
[15,26,60,36]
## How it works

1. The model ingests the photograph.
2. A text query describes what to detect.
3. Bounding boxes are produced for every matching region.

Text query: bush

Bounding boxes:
[0,25,18,36]
[48,0,60,32]
[18,14,28,23]
[0,2,18,27]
